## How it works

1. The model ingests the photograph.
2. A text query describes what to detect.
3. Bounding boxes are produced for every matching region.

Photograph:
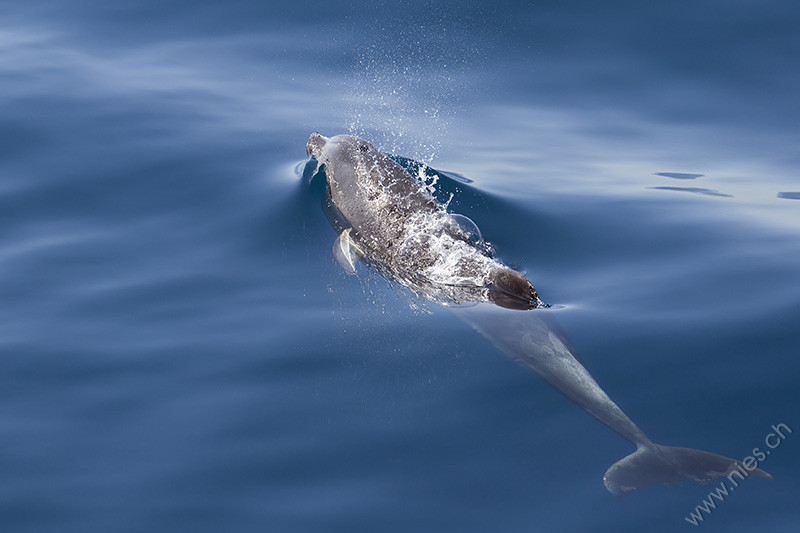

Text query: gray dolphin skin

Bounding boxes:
[307,133,539,310]
[305,133,772,496]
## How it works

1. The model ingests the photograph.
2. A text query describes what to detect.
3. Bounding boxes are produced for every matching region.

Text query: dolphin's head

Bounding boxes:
[324,135,375,158]
[307,133,376,166]
[306,133,328,159]
[310,134,379,188]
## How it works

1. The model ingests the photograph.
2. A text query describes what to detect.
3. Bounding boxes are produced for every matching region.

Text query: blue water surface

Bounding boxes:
[1,1,798,532]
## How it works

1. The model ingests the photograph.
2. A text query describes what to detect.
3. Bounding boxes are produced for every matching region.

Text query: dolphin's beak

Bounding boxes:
[307,133,328,159]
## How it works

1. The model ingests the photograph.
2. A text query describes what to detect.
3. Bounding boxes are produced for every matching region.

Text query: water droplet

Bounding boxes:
[448,213,486,251]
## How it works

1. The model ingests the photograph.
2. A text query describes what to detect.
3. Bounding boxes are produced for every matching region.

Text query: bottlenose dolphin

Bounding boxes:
[307,133,538,310]
[305,133,772,496]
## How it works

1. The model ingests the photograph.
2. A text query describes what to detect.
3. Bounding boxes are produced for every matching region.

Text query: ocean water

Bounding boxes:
[1,1,798,532]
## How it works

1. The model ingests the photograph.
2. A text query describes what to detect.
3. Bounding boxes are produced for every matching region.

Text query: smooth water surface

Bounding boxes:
[1,1,798,532]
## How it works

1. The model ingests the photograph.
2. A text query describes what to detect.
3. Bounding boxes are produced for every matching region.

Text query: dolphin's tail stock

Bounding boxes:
[603,442,773,497]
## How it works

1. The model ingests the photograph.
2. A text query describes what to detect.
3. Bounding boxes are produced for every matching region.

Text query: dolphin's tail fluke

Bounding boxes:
[603,443,772,497]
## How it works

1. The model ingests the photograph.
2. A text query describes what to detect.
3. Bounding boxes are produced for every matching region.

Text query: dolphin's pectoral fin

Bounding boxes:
[333,228,362,275]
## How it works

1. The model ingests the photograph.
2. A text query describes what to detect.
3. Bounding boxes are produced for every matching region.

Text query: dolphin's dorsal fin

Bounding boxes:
[333,228,361,275]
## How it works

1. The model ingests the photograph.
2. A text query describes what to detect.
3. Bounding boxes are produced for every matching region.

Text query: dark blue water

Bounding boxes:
[2,1,798,531]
